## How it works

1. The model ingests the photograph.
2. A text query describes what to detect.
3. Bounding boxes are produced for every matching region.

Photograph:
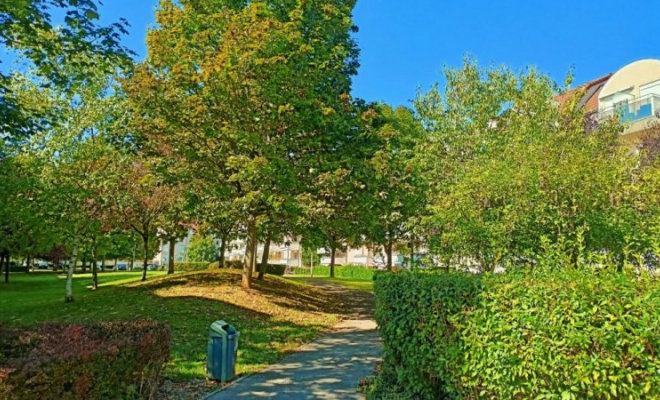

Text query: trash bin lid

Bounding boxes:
[210,320,238,337]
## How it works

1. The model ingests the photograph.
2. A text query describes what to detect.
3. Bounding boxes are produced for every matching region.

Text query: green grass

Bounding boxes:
[287,276,374,292]
[0,270,340,383]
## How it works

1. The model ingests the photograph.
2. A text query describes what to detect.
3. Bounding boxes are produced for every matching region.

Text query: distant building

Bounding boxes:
[557,59,660,142]
[155,230,408,268]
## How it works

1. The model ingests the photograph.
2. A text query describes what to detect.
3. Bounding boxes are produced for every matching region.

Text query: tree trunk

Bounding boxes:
[101,256,106,272]
[92,248,98,291]
[219,234,227,268]
[81,257,87,273]
[114,258,118,270]
[258,237,271,281]
[142,234,149,282]
[386,238,394,271]
[65,241,78,302]
[130,241,136,271]
[243,216,256,289]
[3,254,8,283]
[409,237,415,270]
[330,242,336,278]
[168,238,175,275]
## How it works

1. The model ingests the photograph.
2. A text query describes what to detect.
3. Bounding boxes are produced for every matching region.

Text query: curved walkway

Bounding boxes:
[207,279,381,400]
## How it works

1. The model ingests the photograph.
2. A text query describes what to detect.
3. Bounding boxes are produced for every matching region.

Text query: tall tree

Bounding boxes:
[124,0,360,289]
[415,59,635,271]
[114,160,180,281]
[361,104,426,270]
[1,0,130,143]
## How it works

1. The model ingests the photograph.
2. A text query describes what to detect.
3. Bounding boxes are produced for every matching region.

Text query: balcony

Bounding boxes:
[598,94,660,124]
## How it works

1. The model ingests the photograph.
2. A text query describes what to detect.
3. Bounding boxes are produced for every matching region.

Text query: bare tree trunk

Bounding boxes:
[218,233,227,268]
[330,242,336,278]
[65,240,78,302]
[386,238,393,271]
[114,257,118,270]
[243,216,256,289]
[168,238,175,275]
[258,237,271,281]
[409,237,415,270]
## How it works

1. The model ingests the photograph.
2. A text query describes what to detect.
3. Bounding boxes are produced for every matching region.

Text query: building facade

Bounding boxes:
[559,59,660,141]
[155,230,407,268]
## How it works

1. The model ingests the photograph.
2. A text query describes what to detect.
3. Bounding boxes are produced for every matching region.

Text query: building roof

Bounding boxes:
[555,74,613,112]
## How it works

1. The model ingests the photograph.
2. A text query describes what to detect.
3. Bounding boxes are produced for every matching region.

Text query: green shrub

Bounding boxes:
[0,320,170,400]
[208,260,243,269]
[294,265,375,280]
[265,264,286,276]
[174,262,210,272]
[372,269,660,399]
[207,261,285,276]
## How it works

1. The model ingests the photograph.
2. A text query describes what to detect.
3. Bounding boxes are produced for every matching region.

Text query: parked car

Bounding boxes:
[147,264,160,271]
[116,263,128,271]
[35,260,49,270]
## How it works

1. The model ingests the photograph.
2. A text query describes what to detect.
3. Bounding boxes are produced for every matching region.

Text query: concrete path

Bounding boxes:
[207,281,381,400]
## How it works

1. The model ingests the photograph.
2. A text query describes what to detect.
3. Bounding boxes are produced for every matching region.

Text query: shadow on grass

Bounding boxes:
[1,270,343,383]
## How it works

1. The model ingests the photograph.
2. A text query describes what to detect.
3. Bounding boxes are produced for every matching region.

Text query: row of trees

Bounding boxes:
[3,1,660,301]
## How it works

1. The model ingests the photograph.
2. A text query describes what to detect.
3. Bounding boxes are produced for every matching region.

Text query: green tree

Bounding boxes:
[415,59,636,271]
[187,234,218,263]
[361,104,426,270]
[124,0,360,288]
[1,0,130,143]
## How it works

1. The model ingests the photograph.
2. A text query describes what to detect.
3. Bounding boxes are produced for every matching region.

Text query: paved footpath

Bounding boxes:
[207,281,382,400]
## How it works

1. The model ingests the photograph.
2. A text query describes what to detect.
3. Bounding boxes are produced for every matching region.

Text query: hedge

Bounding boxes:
[174,262,211,272]
[372,269,660,399]
[293,265,376,280]
[0,320,170,400]
[208,261,286,276]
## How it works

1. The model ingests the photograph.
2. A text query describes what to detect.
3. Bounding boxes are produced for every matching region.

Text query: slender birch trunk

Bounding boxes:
[65,239,78,302]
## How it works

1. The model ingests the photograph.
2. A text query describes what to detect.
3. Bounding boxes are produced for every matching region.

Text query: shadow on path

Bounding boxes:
[207,280,381,400]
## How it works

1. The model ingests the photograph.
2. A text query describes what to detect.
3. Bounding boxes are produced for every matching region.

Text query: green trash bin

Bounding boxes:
[207,320,240,383]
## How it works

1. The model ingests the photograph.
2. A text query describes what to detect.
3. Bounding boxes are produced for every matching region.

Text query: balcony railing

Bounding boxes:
[598,94,660,124]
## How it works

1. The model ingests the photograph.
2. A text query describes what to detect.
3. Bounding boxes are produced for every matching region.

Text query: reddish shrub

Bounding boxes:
[0,320,170,400]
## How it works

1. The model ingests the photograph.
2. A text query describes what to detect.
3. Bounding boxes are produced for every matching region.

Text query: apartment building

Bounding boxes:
[155,230,406,268]
[558,59,660,141]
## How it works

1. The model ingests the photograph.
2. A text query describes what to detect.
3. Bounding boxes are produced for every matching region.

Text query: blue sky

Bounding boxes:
[97,0,660,107]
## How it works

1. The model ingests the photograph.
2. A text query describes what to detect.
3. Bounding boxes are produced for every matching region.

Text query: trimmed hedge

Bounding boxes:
[294,265,376,280]
[175,262,210,272]
[207,261,286,276]
[372,269,660,399]
[0,320,170,400]
[208,260,243,270]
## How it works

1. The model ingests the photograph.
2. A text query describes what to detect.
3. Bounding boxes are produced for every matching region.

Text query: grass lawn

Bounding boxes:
[287,276,374,292]
[0,270,340,385]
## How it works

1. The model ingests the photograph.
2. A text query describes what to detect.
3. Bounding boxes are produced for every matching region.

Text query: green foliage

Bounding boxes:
[373,269,660,399]
[0,320,170,400]
[0,0,131,142]
[264,264,286,276]
[415,59,638,270]
[294,265,375,280]
[175,262,211,272]
[186,234,218,263]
